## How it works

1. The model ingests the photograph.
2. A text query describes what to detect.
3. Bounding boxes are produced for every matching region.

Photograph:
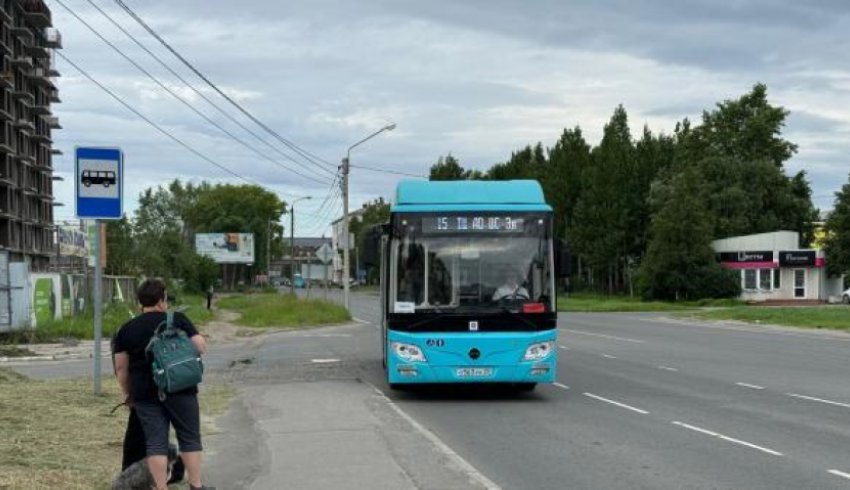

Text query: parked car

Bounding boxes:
[293,274,306,289]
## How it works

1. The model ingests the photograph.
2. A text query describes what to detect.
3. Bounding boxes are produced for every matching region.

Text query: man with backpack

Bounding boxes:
[113,279,209,490]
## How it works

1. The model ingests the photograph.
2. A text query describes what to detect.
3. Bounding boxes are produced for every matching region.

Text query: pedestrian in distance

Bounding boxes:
[206,285,214,310]
[113,279,211,490]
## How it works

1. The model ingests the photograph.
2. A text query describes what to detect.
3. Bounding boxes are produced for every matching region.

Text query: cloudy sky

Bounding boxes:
[50,0,850,236]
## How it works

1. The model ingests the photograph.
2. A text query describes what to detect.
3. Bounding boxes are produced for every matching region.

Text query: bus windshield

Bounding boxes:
[391,212,553,313]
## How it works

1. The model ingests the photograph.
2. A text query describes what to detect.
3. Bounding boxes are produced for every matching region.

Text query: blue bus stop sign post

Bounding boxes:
[75,147,123,395]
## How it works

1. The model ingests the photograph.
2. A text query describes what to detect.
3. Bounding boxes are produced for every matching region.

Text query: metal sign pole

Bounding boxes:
[93,220,103,395]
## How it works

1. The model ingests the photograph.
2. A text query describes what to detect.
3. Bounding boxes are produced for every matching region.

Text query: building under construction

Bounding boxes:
[0,0,61,271]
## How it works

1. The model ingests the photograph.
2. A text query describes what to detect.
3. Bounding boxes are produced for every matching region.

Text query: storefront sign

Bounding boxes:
[779,251,817,267]
[717,251,774,263]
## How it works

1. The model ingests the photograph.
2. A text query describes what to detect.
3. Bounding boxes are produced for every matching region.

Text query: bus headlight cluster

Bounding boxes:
[523,341,554,361]
[392,342,427,362]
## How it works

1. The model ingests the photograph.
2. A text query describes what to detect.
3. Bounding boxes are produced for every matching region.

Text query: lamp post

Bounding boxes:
[341,123,396,310]
[289,196,312,295]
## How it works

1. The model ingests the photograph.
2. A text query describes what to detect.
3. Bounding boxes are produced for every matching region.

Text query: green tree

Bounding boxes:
[547,127,591,242]
[637,168,740,300]
[105,215,136,276]
[429,154,467,180]
[825,172,850,277]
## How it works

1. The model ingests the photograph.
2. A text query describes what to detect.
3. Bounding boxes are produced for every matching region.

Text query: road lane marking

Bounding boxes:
[553,382,570,390]
[561,329,645,344]
[828,470,850,481]
[736,382,765,390]
[583,393,649,414]
[310,358,340,363]
[671,421,783,456]
[601,354,617,359]
[559,345,569,350]
[366,382,503,490]
[658,366,678,372]
[786,393,850,410]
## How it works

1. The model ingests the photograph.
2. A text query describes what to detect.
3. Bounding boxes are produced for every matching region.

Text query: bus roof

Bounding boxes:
[392,180,551,213]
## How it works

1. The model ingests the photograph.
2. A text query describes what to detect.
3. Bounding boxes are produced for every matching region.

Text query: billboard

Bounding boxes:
[58,225,87,258]
[195,233,255,264]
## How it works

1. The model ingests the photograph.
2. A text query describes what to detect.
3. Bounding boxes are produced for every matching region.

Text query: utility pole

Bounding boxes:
[290,205,295,295]
[341,157,350,310]
[266,220,271,283]
[341,122,395,311]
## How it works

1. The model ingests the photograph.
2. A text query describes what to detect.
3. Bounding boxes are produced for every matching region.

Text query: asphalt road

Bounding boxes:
[336,290,850,490]
[13,290,850,489]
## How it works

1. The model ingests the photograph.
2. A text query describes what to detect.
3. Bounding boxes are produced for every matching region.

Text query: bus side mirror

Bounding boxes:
[362,225,383,267]
[555,239,571,278]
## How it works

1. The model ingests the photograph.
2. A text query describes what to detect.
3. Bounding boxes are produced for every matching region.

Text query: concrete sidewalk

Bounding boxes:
[205,379,496,490]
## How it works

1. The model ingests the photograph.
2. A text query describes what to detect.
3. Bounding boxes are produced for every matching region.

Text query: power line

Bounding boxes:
[349,164,426,179]
[53,0,331,186]
[57,50,257,184]
[79,0,334,184]
[113,0,339,174]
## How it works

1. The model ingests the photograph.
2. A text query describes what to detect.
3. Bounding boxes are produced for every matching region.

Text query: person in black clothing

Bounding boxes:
[113,279,209,490]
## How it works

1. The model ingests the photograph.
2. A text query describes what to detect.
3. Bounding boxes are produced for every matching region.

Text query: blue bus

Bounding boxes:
[365,180,568,391]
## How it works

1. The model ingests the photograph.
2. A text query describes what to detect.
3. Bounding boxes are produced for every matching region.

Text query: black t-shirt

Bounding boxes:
[113,311,200,402]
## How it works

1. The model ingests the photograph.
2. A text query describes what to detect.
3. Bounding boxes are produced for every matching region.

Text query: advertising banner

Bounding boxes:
[195,233,255,264]
[58,225,88,258]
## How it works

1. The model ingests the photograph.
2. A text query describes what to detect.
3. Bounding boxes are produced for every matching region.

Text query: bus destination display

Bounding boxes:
[423,216,525,233]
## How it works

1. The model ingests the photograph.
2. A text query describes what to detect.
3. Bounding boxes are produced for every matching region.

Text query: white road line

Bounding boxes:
[561,329,645,344]
[601,354,617,359]
[553,382,570,390]
[559,345,569,350]
[786,393,850,410]
[310,358,340,364]
[366,382,502,490]
[671,421,783,456]
[736,382,765,390]
[583,393,649,415]
[353,317,371,325]
[828,470,850,481]
[658,366,679,372]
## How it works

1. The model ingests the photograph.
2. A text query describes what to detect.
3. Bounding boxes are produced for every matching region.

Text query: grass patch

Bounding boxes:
[0,368,234,489]
[173,294,216,326]
[217,293,351,328]
[558,293,693,312]
[557,293,746,312]
[686,306,850,331]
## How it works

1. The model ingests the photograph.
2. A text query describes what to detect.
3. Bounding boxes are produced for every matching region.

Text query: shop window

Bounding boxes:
[773,269,780,289]
[743,269,757,290]
[759,269,772,290]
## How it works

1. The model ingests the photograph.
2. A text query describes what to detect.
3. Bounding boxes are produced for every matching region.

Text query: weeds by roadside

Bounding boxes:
[0,367,234,489]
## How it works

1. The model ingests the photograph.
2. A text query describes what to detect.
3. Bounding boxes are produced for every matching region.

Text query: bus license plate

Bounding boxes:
[456,367,493,377]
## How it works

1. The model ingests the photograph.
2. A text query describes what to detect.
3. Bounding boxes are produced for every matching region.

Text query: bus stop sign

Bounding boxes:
[75,147,123,219]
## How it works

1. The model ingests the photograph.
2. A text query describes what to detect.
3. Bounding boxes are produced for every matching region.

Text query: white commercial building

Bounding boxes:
[712,231,844,302]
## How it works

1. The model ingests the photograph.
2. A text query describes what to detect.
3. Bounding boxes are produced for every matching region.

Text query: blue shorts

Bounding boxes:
[134,392,202,456]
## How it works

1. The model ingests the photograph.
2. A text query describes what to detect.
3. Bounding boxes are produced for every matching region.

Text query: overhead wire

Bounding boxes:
[349,164,426,179]
[53,0,331,186]
[56,50,258,184]
[113,0,339,174]
[79,0,334,183]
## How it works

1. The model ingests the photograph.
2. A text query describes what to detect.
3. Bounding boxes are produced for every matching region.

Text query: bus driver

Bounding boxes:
[492,269,529,301]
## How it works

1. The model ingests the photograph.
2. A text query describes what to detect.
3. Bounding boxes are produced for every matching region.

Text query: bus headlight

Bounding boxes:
[523,341,554,361]
[392,342,427,362]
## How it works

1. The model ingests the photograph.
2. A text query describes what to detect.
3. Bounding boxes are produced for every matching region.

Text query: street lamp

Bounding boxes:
[289,195,312,295]
[341,122,396,310]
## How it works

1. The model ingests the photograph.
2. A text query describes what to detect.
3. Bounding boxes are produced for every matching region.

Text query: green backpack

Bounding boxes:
[146,312,203,398]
